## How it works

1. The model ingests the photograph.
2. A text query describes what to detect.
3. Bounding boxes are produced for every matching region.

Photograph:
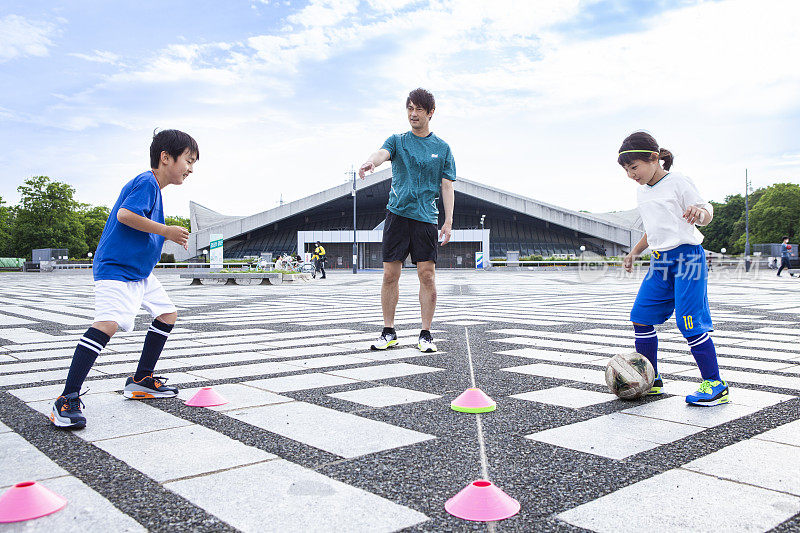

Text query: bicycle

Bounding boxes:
[275,256,315,274]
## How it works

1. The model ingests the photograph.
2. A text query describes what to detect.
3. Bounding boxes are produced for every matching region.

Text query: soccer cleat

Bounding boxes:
[370,331,398,350]
[647,374,664,395]
[123,375,178,399]
[417,331,437,353]
[50,391,87,429]
[686,379,729,406]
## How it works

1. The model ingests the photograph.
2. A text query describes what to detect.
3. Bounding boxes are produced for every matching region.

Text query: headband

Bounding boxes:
[618,149,659,155]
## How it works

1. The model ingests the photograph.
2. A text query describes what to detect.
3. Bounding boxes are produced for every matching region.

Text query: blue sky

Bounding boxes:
[1,0,799,219]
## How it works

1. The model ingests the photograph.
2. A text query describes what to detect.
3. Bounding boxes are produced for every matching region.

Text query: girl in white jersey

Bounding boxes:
[620,131,729,406]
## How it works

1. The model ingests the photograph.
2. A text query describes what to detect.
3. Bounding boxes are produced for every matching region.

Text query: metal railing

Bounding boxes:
[488,259,751,268]
[48,262,276,270]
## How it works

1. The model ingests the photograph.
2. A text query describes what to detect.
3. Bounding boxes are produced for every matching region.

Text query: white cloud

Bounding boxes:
[69,49,121,65]
[287,0,360,27]
[0,14,57,62]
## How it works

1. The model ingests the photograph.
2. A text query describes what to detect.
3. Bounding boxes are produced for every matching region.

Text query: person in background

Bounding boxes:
[313,241,326,279]
[777,236,793,277]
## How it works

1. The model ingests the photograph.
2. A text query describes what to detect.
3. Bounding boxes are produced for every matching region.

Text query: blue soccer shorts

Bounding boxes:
[630,243,713,338]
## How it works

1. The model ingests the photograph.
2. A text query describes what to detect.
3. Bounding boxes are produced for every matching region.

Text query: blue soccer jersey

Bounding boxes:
[93,171,165,281]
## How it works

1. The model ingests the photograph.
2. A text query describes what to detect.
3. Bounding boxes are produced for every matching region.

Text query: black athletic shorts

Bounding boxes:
[382,210,438,264]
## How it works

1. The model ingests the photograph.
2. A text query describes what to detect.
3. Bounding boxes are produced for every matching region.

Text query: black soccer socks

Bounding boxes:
[134,319,174,381]
[62,327,110,396]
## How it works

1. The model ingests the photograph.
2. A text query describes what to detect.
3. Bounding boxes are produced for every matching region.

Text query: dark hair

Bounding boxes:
[617,131,673,171]
[783,236,789,241]
[150,129,199,168]
[406,88,435,114]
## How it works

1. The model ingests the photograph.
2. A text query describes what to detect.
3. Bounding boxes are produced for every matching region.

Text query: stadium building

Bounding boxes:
[172,169,643,268]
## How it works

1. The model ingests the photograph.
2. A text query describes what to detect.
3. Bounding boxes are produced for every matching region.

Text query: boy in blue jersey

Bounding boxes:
[358,88,455,353]
[50,129,198,429]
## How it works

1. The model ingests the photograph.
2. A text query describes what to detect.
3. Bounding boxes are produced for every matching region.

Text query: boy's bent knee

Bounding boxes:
[157,311,178,325]
[92,321,118,337]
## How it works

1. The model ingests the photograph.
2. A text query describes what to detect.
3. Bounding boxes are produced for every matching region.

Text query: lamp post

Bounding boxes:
[721,248,726,262]
[480,214,486,268]
[745,169,751,272]
[349,166,357,274]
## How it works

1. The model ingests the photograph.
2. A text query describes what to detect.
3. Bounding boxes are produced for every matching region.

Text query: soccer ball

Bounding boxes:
[605,352,656,400]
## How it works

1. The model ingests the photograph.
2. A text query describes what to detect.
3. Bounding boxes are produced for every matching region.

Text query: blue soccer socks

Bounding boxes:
[633,324,658,375]
[134,319,174,381]
[687,332,721,382]
[62,327,110,396]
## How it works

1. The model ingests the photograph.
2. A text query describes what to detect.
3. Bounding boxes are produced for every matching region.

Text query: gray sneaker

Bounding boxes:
[417,331,437,353]
[370,331,398,350]
[123,375,178,399]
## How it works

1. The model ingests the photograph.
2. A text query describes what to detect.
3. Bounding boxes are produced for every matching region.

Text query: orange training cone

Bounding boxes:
[451,388,496,413]
[445,480,520,522]
[184,387,228,407]
[0,481,67,523]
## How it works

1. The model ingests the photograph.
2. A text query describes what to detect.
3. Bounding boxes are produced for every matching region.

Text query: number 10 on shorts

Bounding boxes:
[683,315,694,330]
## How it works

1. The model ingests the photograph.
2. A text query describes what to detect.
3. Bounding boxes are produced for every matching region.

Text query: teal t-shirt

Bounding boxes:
[381,132,456,224]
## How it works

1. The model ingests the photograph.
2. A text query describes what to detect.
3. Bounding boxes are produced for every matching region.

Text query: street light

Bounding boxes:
[480,214,486,268]
[720,247,726,262]
[579,245,586,252]
[348,166,357,274]
[744,170,751,272]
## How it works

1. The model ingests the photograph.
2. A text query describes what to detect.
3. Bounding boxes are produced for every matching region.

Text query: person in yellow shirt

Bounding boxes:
[312,241,326,279]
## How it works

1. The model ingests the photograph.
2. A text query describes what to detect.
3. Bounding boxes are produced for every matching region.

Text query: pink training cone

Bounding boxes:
[451,388,496,413]
[0,481,67,523]
[184,387,228,407]
[445,480,520,522]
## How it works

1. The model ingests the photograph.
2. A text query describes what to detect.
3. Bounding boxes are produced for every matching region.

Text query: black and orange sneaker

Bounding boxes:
[50,391,86,429]
[123,375,178,399]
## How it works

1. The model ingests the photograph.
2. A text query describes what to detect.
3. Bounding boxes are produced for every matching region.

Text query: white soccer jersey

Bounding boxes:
[636,172,713,252]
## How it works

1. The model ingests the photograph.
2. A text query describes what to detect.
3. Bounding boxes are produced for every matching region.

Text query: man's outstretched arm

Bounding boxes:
[358,149,391,179]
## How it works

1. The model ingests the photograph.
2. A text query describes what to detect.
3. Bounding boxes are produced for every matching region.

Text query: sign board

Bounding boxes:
[210,234,223,268]
[475,251,484,269]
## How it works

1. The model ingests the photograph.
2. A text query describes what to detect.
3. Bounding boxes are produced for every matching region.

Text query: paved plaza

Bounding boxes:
[1,267,799,532]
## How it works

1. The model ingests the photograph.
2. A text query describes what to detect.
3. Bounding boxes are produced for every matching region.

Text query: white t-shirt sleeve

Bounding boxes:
[678,174,713,218]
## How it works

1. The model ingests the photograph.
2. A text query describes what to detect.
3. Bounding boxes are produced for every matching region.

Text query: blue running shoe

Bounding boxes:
[686,379,729,406]
[50,391,86,429]
[647,374,664,395]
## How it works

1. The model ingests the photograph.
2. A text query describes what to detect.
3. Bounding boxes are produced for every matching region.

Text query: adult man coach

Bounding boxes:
[358,88,455,352]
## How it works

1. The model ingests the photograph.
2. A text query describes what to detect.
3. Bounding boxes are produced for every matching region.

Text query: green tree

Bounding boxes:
[12,176,87,259]
[165,215,190,231]
[703,194,746,253]
[79,204,110,255]
[703,187,767,254]
[0,196,15,257]
[747,183,800,243]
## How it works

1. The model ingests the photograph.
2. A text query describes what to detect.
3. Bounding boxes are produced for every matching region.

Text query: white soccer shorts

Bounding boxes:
[94,273,177,332]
